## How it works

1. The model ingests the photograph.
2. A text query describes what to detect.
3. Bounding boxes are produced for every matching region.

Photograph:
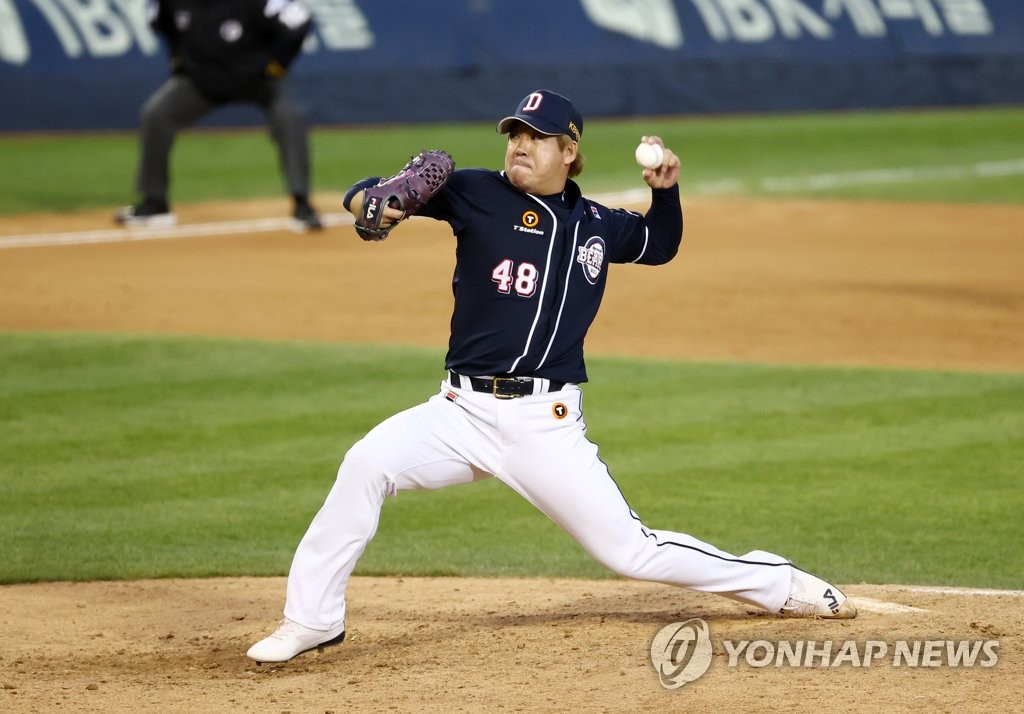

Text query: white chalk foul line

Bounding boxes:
[3,157,1021,250]
[698,157,1024,195]
[515,156,1024,204]
[0,212,355,250]
[895,585,1024,597]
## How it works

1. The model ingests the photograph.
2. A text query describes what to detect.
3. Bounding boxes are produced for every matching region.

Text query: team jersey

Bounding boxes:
[401,169,682,384]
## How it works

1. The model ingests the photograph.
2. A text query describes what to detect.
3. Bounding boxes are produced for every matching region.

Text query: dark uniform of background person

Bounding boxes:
[116,0,322,230]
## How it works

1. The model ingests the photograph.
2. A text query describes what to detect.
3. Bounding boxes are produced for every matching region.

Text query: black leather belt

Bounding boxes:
[448,371,566,399]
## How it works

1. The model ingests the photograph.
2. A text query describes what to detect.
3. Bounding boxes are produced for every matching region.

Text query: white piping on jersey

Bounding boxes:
[537,220,581,370]
[508,195,559,374]
[630,212,650,263]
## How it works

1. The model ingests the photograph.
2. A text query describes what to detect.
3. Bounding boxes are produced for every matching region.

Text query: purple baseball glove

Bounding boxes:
[354,149,455,241]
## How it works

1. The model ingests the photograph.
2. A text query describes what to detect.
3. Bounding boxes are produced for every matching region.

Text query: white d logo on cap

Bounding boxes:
[522,92,544,112]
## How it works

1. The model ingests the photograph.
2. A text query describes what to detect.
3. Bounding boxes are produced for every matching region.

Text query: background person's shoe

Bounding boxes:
[292,201,323,231]
[780,568,857,619]
[115,199,176,228]
[246,618,345,663]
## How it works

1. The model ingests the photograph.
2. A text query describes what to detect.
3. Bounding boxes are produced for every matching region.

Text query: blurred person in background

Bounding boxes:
[116,0,322,231]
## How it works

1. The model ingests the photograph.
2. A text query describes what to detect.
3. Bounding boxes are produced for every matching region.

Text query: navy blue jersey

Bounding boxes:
[351,169,682,384]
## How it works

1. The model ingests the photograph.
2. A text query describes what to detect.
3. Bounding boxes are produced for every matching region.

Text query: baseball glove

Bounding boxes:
[354,149,455,241]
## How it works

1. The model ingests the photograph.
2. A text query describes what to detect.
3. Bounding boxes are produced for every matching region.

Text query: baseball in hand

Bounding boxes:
[634,141,664,170]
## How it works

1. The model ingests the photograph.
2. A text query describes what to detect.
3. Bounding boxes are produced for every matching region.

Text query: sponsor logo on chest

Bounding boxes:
[513,210,544,236]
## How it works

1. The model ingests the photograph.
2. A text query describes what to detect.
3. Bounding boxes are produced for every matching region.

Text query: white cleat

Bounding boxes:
[114,201,177,228]
[246,618,346,663]
[780,568,858,619]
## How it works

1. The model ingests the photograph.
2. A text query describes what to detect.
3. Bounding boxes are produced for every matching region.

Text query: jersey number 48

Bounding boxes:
[491,259,539,298]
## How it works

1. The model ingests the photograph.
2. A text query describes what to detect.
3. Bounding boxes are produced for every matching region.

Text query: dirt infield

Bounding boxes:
[1,196,1022,712]
[1,578,1019,712]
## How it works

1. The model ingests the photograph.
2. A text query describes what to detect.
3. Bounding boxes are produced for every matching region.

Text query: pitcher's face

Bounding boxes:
[504,123,575,195]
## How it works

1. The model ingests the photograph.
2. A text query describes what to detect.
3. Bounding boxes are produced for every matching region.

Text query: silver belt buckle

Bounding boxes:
[492,376,526,399]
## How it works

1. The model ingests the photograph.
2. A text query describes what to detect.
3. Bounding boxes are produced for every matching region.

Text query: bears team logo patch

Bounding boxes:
[576,236,606,285]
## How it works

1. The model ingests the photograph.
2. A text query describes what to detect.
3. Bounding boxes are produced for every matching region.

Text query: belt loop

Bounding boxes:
[448,370,461,389]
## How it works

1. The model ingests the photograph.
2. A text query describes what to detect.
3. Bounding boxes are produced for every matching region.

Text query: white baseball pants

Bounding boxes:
[283,379,794,631]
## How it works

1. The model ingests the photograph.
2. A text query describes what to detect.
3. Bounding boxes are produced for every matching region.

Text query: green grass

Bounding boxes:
[2,331,1021,588]
[1,106,1022,214]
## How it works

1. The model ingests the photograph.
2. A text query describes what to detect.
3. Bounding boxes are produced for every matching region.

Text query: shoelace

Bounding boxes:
[780,596,818,616]
[270,619,307,640]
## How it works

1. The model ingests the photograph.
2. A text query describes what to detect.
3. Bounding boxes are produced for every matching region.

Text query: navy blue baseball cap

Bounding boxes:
[497,90,583,143]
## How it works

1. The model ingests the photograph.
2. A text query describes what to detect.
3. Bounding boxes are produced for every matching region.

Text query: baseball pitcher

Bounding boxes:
[247,89,856,664]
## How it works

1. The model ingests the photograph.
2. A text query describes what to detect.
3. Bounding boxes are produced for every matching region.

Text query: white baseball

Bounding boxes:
[635,142,664,170]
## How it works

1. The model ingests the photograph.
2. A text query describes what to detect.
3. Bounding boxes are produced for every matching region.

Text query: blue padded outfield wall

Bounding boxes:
[1,0,1022,131]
